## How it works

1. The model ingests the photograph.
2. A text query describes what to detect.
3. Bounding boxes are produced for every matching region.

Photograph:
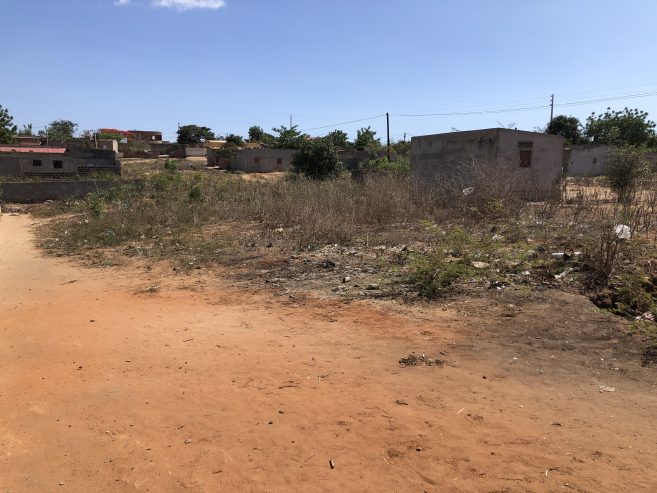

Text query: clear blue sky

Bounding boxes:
[3,0,657,142]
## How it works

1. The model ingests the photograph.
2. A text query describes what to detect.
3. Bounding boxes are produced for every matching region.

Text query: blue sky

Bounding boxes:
[2,0,657,142]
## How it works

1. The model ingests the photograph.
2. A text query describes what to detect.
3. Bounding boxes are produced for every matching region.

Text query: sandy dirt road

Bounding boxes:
[1,213,657,492]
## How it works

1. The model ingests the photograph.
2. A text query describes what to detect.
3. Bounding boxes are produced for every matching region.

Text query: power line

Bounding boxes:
[300,114,385,132]
[392,90,657,119]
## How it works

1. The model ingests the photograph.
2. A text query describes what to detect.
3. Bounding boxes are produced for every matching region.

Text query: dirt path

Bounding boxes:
[2,214,657,492]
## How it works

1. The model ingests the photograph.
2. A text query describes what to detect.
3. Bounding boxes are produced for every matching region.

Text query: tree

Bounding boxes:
[390,139,410,157]
[41,120,78,141]
[354,126,381,150]
[290,138,343,180]
[585,107,656,146]
[224,133,245,147]
[0,105,17,144]
[546,115,584,145]
[270,124,306,149]
[248,125,265,142]
[324,130,350,149]
[177,125,215,145]
[605,146,650,203]
[17,123,33,136]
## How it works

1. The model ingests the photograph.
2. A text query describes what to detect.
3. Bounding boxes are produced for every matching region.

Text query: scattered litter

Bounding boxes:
[615,224,631,240]
[399,353,444,367]
[471,261,490,269]
[462,187,474,196]
[456,408,465,415]
[598,385,616,393]
[488,280,506,290]
[395,400,408,406]
[184,438,193,444]
[329,459,335,469]
[555,268,573,280]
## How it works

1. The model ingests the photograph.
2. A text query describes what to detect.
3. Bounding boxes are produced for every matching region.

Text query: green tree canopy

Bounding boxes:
[177,125,215,145]
[0,105,18,144]
[546,115,584,145]
[248,125,265,142]
[290,138,343,180]
[17,123,33,136]
[224,133,245,147]
[270,124,306,149]
[585,107,656,146]
[354,126,381,150]
[324,130,350,149]
[41,120,78,141]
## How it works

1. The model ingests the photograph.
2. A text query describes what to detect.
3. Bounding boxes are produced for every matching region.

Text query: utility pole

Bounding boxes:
[290,114,293,128]
[386,112,391,161]
[550,94,554,123]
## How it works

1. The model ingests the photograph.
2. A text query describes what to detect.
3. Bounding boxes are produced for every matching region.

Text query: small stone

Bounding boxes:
[185,438,192,444]
[342,276,351,283]
[366,284,380,290]
[416,447,422,452]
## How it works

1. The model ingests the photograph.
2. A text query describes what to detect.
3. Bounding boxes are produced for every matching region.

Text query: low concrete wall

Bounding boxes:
[0,180,117,203]
[566,145,609,176]
[231,149,297,172]
[185,146,207,158]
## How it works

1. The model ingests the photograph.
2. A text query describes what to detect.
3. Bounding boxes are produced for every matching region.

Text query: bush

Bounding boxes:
[605,146,649,203]
[360,157,410,173]
[290,139,343,180]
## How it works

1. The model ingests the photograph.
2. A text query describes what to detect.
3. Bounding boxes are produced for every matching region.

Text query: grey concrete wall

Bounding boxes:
[185,146,208,158]
[645,151,657,170]
[496,130,564,193]
[0,148,120,177]
[411,129,563,197]
[0,180,117,203]
[231,149,297,172]
[411,129,499,184]
[567,145,609,176]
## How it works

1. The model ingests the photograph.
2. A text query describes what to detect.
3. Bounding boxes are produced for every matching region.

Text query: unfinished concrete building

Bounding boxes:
[0,146,121,177]
[229,149,297,172]
[411,129,564,197]
[564,144,609,177]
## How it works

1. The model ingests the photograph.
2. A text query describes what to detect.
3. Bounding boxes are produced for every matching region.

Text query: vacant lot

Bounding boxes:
[3,162,657,491]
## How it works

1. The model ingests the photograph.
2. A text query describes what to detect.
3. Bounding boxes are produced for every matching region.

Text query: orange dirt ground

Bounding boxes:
[2,213,657,492]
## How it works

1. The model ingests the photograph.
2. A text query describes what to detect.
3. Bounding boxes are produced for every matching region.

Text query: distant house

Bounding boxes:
[128,130,163,143]
[205,140,228,150]
[411,128,564,197]
[229,149,296,172]
[564,144,609,177]
[99,129,163,143]
[12,135,42,146]
[0,146,120,177]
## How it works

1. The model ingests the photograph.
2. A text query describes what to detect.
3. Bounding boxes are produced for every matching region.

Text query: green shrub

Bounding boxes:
[606,146,649,203]
[290,139,343,180]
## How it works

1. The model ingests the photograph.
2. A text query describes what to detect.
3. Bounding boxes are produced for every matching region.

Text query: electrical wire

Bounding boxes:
[300,114,386,132]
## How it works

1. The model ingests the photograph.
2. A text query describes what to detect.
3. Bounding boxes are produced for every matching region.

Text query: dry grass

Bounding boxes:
[35,161,657,326]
